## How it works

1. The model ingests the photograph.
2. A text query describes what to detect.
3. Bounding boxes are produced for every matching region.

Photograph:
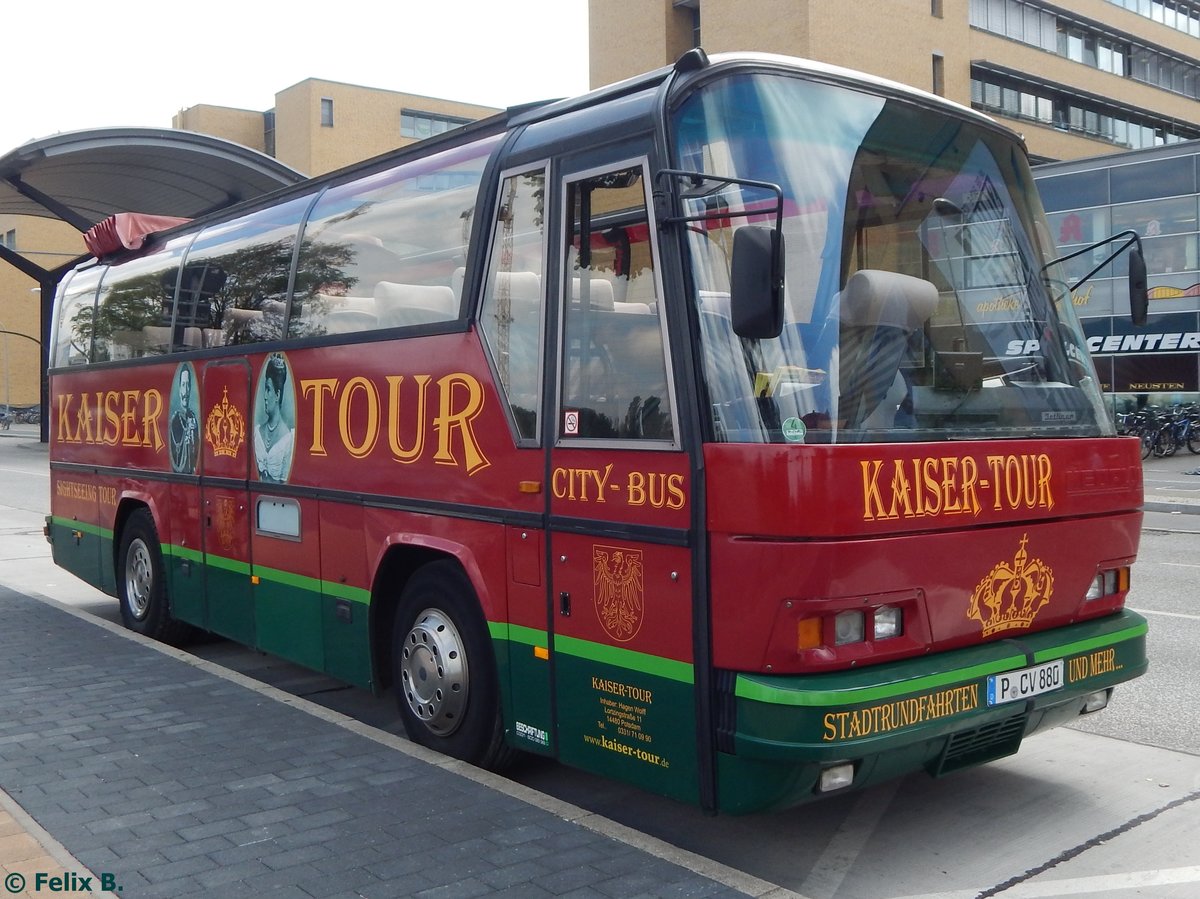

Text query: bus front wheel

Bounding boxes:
[117,509,191,645]
[391,561,512,770]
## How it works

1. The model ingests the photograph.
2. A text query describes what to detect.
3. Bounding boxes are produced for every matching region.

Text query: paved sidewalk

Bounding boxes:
[1139,446,1200,512]
[0,787,107,899]
[0,588,775,899]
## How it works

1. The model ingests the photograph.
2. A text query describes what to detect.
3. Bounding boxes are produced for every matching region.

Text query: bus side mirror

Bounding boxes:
[731,225,785,339]
[1129,244,1148,327]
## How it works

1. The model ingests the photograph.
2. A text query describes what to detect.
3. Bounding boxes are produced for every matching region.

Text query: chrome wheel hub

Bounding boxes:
[400,608,468,736]
[125,538,153,620]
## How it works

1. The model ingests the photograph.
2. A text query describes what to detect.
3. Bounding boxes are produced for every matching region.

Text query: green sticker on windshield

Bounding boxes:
[782,417,806,443]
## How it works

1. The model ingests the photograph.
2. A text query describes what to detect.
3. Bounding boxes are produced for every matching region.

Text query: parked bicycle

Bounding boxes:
[8,406,39,425]
[1166,402,1200,455]
[1121,407,1174,459]
[1120,403,1200,459]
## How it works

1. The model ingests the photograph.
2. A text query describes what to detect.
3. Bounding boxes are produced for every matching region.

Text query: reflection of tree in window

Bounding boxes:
[75,272,170,360]
[203,240,302,344]
[483,171,544,440]
[193,239,355,343]
[562,167,673,441]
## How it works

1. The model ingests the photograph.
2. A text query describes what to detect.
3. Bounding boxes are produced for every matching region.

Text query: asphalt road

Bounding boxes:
[2,431,1198,899]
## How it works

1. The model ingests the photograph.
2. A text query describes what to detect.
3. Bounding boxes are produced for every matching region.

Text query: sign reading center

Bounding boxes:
[861,453,1054,521]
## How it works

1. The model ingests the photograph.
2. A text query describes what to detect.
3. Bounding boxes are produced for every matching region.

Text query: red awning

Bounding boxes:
[84,212,191,258]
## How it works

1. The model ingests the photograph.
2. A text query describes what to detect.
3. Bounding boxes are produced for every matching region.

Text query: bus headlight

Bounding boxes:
[834,610,864,645]
[817,763,856,793]
[874,606,903,640]
[768,590,925,672]
[1086,567,1129,601]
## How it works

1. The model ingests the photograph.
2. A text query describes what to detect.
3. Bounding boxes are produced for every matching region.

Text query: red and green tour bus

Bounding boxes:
[47,50,1149,813]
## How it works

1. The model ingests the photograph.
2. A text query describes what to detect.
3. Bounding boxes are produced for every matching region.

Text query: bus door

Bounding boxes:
[547,156,699,804]
[248,350,323,675]
[199,358,255,645]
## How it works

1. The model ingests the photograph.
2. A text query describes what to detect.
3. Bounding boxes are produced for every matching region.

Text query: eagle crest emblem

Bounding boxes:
[214,495,239,553]
[592,545,644,642]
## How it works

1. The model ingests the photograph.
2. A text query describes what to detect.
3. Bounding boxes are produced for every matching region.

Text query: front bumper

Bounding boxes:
[717,610,1147,811]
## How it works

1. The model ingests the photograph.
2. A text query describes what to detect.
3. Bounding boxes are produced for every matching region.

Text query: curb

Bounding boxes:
[16,588,796,899]
[0,789,116,899]
[1143,501,1200,515]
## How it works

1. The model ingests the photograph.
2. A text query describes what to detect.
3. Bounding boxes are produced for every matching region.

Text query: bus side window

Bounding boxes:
[181,195,312,348]
[291,135,502,339]
[479,168,547,442]
[560,166,673,442]
[90,236,192,362]
[175,263,228,351]
[53,268,104,367]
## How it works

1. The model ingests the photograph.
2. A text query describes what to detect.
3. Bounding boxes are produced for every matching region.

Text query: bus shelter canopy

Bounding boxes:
[0,127,303,264]
[0,127,304,438]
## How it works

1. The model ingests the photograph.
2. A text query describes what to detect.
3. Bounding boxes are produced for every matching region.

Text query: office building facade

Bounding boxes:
[0,80,499,410]
[589,0,1200,163]
[0,216,80,409]
[1036,140,1200,413]
[174,78,499,177]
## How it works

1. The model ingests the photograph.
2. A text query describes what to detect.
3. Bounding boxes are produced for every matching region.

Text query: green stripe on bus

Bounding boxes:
[205,554,251,576]
[320,579,372,604]
[1032,621,1148,663]
[252,564,370,604]
[553,634,694,684]
[164,544,203,564]
[489,622,548,647]
[159,548,371,603]
[737,620,1149,708]
[737,655,1027,707]
[51,516,111,539]
[252,563,318,593]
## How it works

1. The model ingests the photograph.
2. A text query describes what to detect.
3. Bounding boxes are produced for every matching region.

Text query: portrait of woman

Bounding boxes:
[253,352,295,483]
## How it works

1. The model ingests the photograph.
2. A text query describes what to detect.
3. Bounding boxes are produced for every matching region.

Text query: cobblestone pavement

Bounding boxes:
[0,587,779,899]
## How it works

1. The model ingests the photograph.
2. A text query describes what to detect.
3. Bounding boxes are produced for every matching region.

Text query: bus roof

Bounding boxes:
[87,50,1020,264]
[511,50,1009,140]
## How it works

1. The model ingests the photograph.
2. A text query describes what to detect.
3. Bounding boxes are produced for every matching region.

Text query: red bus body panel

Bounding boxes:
[705,439,1143,673]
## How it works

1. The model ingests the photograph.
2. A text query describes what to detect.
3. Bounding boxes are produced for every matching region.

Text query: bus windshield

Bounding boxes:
[672,71,1113,444]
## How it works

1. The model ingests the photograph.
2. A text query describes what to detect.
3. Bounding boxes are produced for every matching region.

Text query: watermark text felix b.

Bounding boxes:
[4,871,122,893]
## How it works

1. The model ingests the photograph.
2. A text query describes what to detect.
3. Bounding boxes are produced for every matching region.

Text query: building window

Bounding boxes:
[400,110,471,140]
[971,69,1200,148]
[264,110,276,158]
[0,229,14,250]
[674,0,701,44]
[320,98,334,128]
[1104,0,1200,37]
[975,0,1200,99]
[932,54,945,95]
[932,0,944,16]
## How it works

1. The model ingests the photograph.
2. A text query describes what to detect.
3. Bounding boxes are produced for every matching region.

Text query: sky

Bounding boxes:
[2,1,591,153]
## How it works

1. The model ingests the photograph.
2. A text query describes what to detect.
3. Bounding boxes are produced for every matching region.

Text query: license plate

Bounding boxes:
[987,659,1064,706]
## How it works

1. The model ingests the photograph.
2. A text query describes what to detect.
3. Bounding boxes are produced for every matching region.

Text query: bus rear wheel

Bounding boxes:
[117,509,192,645]
[391,561,513,770]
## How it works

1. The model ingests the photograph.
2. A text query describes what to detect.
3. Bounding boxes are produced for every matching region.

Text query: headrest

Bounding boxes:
[841,270,938,330]
[492,271,542,303]
[374,282,456,315]
[571,277,614,310]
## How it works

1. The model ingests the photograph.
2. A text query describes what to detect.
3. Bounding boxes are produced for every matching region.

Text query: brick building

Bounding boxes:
[589,0,1200,163]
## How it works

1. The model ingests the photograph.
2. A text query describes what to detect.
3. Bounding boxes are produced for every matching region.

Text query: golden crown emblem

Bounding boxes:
[968,534,1054,638]
[204,387,246,459]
